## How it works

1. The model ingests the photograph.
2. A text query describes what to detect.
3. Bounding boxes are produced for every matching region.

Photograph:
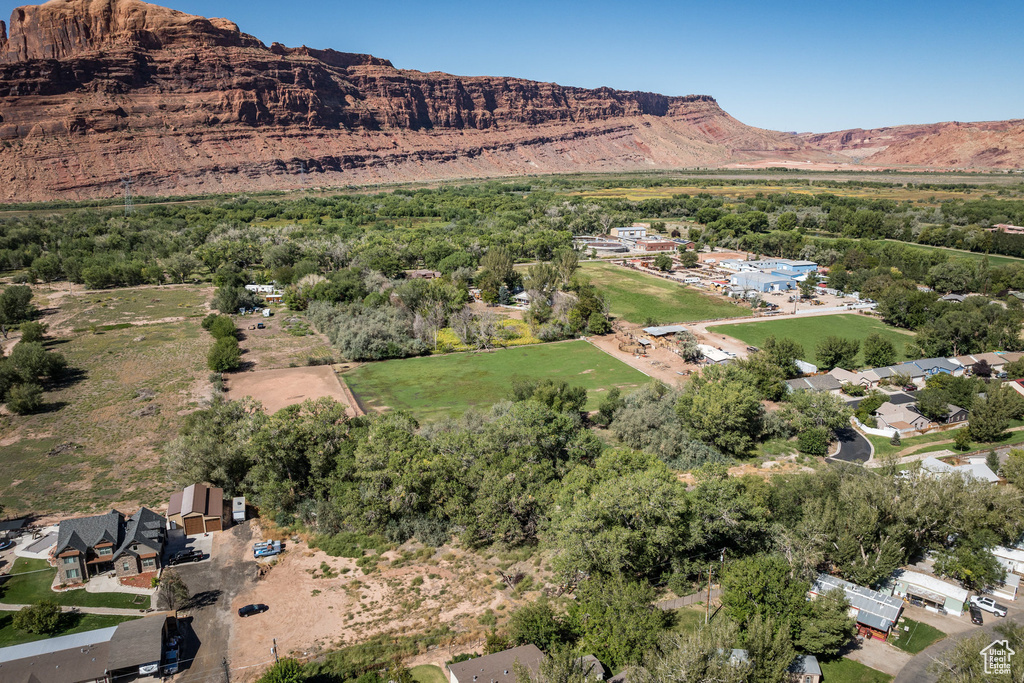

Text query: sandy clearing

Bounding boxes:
[224,366,360,416]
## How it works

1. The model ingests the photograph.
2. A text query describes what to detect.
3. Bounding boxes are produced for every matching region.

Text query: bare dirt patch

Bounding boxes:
[224,366,359,416]
[228,536,547,680]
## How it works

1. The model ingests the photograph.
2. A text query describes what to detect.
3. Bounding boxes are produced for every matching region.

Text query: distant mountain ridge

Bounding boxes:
[0,0,1019,202]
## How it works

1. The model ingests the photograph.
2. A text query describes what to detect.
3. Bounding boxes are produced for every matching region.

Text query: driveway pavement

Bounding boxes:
[829,427,873,464]
[173,521,258,683]
[893,600,1024,682]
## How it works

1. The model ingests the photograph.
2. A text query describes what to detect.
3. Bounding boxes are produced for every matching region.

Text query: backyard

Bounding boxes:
[708,314,916,368]
[345,340,649,423]
[819,657,893,683]
[0,558,151,610]
[0,612,137,647]
[888,618,946,654]
[579,262,747,324]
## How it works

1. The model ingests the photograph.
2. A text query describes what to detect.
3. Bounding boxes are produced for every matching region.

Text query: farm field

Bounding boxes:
[572,184,989,204]
[708,314,916,368]
[345,340,649,423]
[580,262,747,324]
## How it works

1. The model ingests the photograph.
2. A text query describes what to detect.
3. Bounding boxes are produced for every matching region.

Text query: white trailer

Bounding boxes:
[233,497,246,523]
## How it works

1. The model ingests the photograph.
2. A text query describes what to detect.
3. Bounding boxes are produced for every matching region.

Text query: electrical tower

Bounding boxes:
[121,174,134,216]
[299,161,308,186]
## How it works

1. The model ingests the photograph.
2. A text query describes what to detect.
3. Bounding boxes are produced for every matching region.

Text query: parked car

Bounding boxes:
[162,648,180,675]
[969,595,1008,617]
[167,549,204,565]
[969,604,984,625]
[0,539,14,552]
[238,603,269,618]
[256,322,266,329]
[254,540,283,558]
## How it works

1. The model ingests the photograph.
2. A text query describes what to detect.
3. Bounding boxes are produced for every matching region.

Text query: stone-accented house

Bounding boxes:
[448,645,544,683]
[168,483,229,535]
[53,508,166,585]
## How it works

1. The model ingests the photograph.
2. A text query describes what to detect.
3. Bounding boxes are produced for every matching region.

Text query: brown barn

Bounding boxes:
[167,484,228,535]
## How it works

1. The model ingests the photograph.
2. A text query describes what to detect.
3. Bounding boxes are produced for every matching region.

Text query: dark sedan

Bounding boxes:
[238,603,269,618]
[970,604,984,625]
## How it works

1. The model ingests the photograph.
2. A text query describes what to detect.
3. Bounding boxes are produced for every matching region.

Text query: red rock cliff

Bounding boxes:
[0,0,836,201]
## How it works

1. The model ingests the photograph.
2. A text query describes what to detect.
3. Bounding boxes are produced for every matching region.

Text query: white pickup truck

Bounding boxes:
[969,595,1008,617]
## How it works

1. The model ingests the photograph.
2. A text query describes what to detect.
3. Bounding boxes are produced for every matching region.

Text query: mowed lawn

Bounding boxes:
[819,658,892,683]
[708,314,916,368]
[346,341,648,423]
[0,558,150,610]
[580,262,747,324]
[0,612,138,647]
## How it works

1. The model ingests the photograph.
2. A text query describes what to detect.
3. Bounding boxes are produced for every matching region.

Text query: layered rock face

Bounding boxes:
[9,0,998,202]
[802,120,1024,169]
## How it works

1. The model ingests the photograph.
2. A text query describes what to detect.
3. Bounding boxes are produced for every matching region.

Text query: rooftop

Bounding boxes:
[893,569,970,603]
[811,574,903,632]
[642,325,688,337]
[448,645,545,683]
[55,510,123,555]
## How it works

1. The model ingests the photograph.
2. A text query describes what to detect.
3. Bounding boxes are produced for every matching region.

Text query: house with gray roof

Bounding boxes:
[448,645,545,683]
[728,271,796,293]
[787,655,822,683]
[53,508,166,585]
[784,374,843,395]
[913,357,964,377]
[810,573,904,639]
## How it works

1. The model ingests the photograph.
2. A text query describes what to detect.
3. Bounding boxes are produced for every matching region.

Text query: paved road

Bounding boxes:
[830,427,873,464]
[893,608,1024,682]
[174,523,258,683]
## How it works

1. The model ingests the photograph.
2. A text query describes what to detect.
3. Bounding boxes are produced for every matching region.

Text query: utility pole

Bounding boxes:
[272,638,279,664]
[705,564,713,624]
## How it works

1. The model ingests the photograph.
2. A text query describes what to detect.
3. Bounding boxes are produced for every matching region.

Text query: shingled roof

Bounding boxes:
[113,508,166,560]
[54,510,123,555]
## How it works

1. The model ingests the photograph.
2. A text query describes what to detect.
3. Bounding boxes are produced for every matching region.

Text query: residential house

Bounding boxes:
[0,614,171,683]
[886,362,928,388]
[914,357,964,377]
[827,367,865,386]
[940,293,966,303]
[167,483,229,535]
[53,508,166,585]
[728,271,795,293]
[810,573,904,640]
[889,569,970,616]
[921,456,1000,484]
[787,655,822,683]
[576,655,607,681]
[1004,379,1024,396]
[784,375,843,395]
[993,546,1024,576]
[941,404,969,425]
[448,645,545,683]
[874,402,931,432]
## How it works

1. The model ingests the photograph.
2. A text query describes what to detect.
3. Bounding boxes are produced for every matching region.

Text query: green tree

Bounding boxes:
[745,614,796,683]
[968,391,1012,442]
[653,253,673,272]
[929,623,1024,682]
[954,429,971,452]
[862,333,897,368]
[587,311,611,335]
[6,382,43,414]
[6,341,66,382]
[257,659,307,683]
[12,600,62,634]
[720,555,809,626]
[795,589,856,657]
[797,426,830,456]
[917,388,951,422]
[157,570,191,611]
[890,431,901,446]
[480,246,516,289]
[0,285,35,335]
[207,337,242,372]
[18,321,47,344]
[677,376,765,456]
[934,534,1007,592]
[677,250,699,268]
[815,336,860,370]
[761,336,804,379]
[1003,449,1024,488]
[165,397,264,494]
[567,575,666,670]
[799,278,818,299]
[507,601,567,652]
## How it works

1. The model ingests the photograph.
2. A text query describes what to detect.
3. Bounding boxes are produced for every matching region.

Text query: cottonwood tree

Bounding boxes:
[13,601,62,634]
[629,622,749,683]
[815,336,860,371]
[157,571,190,611]
[862,333,897,368]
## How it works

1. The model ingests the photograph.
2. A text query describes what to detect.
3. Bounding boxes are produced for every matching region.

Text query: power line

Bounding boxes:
[121,174,134,216]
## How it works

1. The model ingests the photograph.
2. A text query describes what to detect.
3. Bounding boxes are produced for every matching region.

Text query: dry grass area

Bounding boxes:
[0,283,216,516]
[229,529,553,676]
[233,309,335,370]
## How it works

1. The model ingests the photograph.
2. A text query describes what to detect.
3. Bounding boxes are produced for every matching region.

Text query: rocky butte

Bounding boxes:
[0,0,1021,201]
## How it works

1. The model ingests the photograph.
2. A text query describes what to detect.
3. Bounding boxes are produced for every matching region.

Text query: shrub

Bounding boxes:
[797,426,830,456]
[207,337,242,372]
[18,321,47,343]
[207,315,238,340]
[6,382,43,414]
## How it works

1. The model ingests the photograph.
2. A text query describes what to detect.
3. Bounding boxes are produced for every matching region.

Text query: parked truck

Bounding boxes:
[253,540,282,558]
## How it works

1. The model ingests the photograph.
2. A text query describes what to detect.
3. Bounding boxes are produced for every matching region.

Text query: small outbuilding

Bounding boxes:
[889,569,970,616]
[787,654,822,683]
[167,484,228,535]
[233,497,247,523]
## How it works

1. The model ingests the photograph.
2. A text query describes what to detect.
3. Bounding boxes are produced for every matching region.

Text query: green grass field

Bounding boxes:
[819,658,893,683]
[345,340,649,423]
[0,612,138,647]
[410,665,448,683]
[0,558,151,610]
[889,618,945,654]
[708,314,916,368]
[580,262,747,324]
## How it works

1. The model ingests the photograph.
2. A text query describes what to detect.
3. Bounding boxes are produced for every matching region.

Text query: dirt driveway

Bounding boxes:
[173,522,259,683]
[224,366,360,416]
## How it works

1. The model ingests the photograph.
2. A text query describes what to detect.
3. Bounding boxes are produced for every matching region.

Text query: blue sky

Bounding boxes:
[3,0,1021,132]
